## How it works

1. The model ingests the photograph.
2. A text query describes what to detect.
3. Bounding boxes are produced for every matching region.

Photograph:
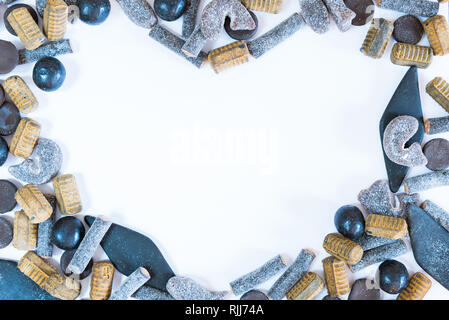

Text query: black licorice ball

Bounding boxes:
[423,138,449,172]
[51,216,85,250]
[0,40,19,74]
[4,4,40,36]
[240,290,269,300]
[33,57,66,92]
[60,250,93,279]
[0,137,8,166]
[0,102,21,136]
[78,0,111,25]
[224,10,258,41]
[379,260,409,294]
[343,0,375,26]
[0,180,17,213]
[0,217,13,249]
[0,86,5,106]
[393,15,424,45]
[334,205,365,240]
[154,0,187,21]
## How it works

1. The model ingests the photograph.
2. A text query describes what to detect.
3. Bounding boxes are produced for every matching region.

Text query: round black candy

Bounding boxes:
[378,260,409,294]
[343,0,375,26]
[60,250,93,279]
[51,216,85,250]
[0,86,5,110]
[224,10,258,41]
[4,4,40,36]
[154,0,187,21]
[33,57,66,92]
[0,102,21,136]
[0,137,8,166]
[334,205,365,240]
[78,0,111,25]
[393,15,424,45]
[0,40,19,74]
[240,290,269,300]
[423,138,449,172]
[0,180,17,214]
[322,295,340,300]
[0,217,13,249]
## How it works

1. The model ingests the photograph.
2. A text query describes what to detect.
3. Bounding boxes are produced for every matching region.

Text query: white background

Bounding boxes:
[1,0,449,300]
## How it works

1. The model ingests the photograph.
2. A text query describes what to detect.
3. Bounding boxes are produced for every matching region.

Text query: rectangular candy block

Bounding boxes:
[323,233,363,265]
[376,0,439,17]
[53,174,82,215]
[397,272,432,300]
[9,117,41,159]
[15,184,53,224]
[241,0,282,14]
[13,210,37,250]
[423,15,449,56]
[43,0,68,41]
[286,272,324,300]
[365,213,408,239]
[426,77,449,113]
[90,261,115,300]
[7,7,46,50]
[208,41,250,73]
[390,43,433,68]
[361,18,393,59]
[3,76,38,114]
[322,256,350,297]
[425,116,449,135]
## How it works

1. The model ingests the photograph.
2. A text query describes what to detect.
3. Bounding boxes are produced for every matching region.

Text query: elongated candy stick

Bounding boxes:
[109,267,151,300]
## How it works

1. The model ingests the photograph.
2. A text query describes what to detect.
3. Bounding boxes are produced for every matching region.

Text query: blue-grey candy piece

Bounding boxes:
[356,233,397,251]
[0,217,13,249]
[0,137,8,167]
[404,171,449,194]
[109,267,151,300]
[377,0,439,18]
[181,24,208,58]
[9,138,62,185]
[116,0,158,29]
[166,276,228,300]
[18,40,73,65]
[299,0,330,34]
[421,200,449,233]
[132,285,175,300]
[182,0,201,38]
[36,195,56,257]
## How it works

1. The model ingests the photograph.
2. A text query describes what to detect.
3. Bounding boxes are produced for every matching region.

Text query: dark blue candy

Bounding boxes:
[154,0,187,21]
[78,0,111,25]
[51,216,85,250]
[334,205,365,240]
[0,102,21,136]
[32,57,66,92]
[378,259,409,294]
[0,137,8,166]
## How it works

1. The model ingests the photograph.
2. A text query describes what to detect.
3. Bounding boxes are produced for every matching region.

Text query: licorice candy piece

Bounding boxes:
[267,249,315,300]
[423,138,449,172]
[229,254,288,296]
[390,43,433,69]
[376,0,439,17]
[0,40,19,74]
[361,18,393,59]
[397,272,431,300]
[90,261,115,300]
[0,180,18,213]
[425,116,449,135]
[3,76,38,114]
[286,272,324,300]
[116,0,158,29]
[166,276,228,300]
[7,7,46,50]
[181,25,208,58]
[53,174,82,215]
[348,278,380,300]
[349,240,407,272]
[322,256,350,297]
[182,0,201,38]
[421,200,449,232]
[9,118,41,159]
[423,15,449,56]
[426,77,449,113]
[365,214,408,239]
[67,216,112,275]
[15,184,53,224]
[355,233,396,251]
[43,0,68,41]
[404,171,449,194]
[343,0,374,26]
[0,217,13,249]
[4,4,40,36]
[299,0,330,34]
[241,0,282,13]
[13,210,37,250]
[18,40,73,65]
[60,250,93,279]
[109,267,151,300]
[132,286,175,300]
[36,194,56,257]
[247,13,304,59]
[240,290,269,300]
[208,41,250,73]
[322,0,355,32]
[224,10,258,40]
[323,233,363,265]
[393,15,424,45]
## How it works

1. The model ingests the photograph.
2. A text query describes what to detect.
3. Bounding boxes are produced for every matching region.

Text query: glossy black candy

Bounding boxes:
[378,259,409,294]
[154,0,187,21]
[51,216,85,250]
[0,40,19,74]
[343,0,375,26]
[60,250,93,279]
[0,180,17,214]
[4,4,39,36]
[348,278,380,300]
[78,0,111,25]
[240,289,269,300]
[224,10,258,41]
[334,205,365,240]
[85,215,175,292]
[423,138,449,172]
[32,57,66,92]
[0,86,5,106]
[393,15,424,45]
[0,217,13,249]
[0,102,21,136]
[0,136,8,166]
[379,67,424,193]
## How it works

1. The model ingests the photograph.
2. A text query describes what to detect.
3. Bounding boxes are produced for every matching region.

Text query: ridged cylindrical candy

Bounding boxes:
[208,41,250,73]
[423,15,449,56]
[13,210,38,250]
[15,184,53,224]
[53,174,82,215]
[9,118,41,159]
[43,0,68,41]
[365,214,408,239]
[404,171,449,194]
[7,7,46,50]
[349,240,407,272]
[109,267,151,300]
[390,43,433,68]
[323,233,363,265]
[241,0,282,13]
[3,76,38,114]
[90,261,115,300]
[426,77,449,113]
[361,18,393,59]
[376,0,439,17]
[286,272,324,300]
[322,256,350,297]
[397,272,432,300]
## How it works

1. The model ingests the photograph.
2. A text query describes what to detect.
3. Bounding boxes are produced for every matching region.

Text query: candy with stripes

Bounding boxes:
[90,261,115,300]
[365,213,408,239]
[44,0,68,41]
[208,41,250,73]
[241,0,282,14]
[7,7,46,50]
[361,18,393,59]
[323,233,363,265]
[9,118,41,159]
[3,76,38,114]
[426,77,449,113]
[13,210,37,250]
[109,267,151,300]
[52,174,82,215]
[286,272,324,300]
[349,240,407,272]
[397,272,432,300]
[15,184,53,224]
[322,256,349,297]
[423,15,449,56]
[390,43,433,69]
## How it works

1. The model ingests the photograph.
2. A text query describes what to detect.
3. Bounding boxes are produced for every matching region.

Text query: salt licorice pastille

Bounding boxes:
[53,174,82,215]
[15,184,53,224]
[286,272,324,300]
[397,272,432,300]
[322,256,350,297]
[421,200,449,232]
[423,15,449,56]
[267,249,315,300]
[365,213,408,240]
[375,0,439,17]
[7,7,46,50]
[90,261,115,300]
[426,77,449,113]
[208,41,250,73]
[323,233,363,265]
[109,267,151,300]
[425,116,449,135]
[361,18,393,59]
[390,43,433,69]
[18,251,80,300]
[43,0,68,41]
[404,171,449,193]
[229,254,288,296]
[241,0,282,14]
[68,216,112,275]
[9,118,41,159]
[349,240,407,272]
[3,76,38,114]
[13,210,37,250]
[18,39,73,65]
